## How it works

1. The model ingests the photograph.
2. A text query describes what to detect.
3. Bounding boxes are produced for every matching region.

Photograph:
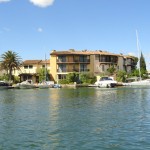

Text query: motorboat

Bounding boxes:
[17,80,36,89]
[0,81,11,89]
[95,76,117,88]
[52,84,62,88]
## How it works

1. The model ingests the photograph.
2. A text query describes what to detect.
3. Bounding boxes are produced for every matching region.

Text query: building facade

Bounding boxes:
[13,60,50,83]
[50,49,136,82]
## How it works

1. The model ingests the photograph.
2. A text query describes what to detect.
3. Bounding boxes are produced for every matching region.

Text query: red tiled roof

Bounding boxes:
[50,50,120,56]
[40,60,50,64]
[23,60,42,64]
[23,60,50,65]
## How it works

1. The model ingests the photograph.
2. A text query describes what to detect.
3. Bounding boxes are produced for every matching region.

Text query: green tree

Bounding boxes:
[0,50,22,81]
[107,65,116,75]
[116,70,127,82]
[80,73,96,84]
[66,73,78,83]
[140,52,147,75]
[38,68,50,83]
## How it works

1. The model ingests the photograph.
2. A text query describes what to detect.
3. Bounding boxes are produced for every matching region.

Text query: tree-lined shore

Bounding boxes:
[0,50,148,84]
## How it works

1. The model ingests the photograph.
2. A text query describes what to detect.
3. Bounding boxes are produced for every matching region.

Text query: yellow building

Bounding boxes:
[13,60,50,83]
[50,49,136,83]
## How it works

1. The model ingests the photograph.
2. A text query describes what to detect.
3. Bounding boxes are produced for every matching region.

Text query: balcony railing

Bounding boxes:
[57,69,90,73]
[57,59,90,63]
[124,62,136,66]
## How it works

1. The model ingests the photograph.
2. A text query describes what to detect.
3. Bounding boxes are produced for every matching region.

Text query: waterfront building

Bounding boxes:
[13,60,50,83]
[50,49,136,82]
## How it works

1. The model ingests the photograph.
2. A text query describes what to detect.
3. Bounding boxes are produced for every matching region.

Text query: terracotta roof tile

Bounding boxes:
[40,60,50,64]
[23,60,50,65]
[50,50,120,56]
[23,60,42,64]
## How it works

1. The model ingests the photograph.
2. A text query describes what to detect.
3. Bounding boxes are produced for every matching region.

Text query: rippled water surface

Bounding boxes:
[1,87,150,150]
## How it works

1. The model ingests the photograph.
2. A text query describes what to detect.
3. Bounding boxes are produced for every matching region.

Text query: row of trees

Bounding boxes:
[59,72,96,84]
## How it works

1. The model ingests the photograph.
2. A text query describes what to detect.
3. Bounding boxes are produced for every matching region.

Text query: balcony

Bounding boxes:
[57,59,90,63]
[57,68,90,73]
[124,62,136,66]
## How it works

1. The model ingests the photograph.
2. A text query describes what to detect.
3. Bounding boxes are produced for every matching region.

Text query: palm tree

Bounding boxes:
[0,50,22,81]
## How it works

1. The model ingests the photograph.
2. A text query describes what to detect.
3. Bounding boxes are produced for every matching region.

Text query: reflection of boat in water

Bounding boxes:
[17,80,36,89]
[0,81,11,89]
[95,77,117,88]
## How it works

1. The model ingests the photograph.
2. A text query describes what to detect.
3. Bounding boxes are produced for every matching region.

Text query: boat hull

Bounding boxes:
[123,79,150,86]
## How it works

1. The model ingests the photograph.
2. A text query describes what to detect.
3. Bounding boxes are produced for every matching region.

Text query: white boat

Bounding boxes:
[95,77,117,88]
[0,81,11,89]
[123,79,150,86]
[52,84,62,88]
[38,81,50,89]
[17,80,36,89]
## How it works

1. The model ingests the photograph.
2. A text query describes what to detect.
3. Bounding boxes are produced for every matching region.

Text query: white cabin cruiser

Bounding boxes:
[95,77,117,88]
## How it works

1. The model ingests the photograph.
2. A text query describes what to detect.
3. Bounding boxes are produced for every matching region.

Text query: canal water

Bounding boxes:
[0,87,150,150]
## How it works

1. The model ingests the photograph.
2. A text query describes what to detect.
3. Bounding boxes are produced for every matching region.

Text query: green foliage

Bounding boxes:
[133,56,138,68]
[140,52,147,72]
[38,68,50,83]
[107,65,116,75]
[80,73,96,84]
[12,76,20,84]
[128,53,147,79]
[58,79,69,84]
[0,74,9,81]
[66,73,79,83]
[0,50,22,81]
[58,73,96,84]
[130,69,140,77]
[80,73,90,83]
[116,71,127,82]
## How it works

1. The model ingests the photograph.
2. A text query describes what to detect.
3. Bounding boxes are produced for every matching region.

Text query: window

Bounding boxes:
[58,64,66,72]
[95,55,99,61]
[79,55,88,62]
[58,56,66,62]
[29,65,33,69]
[24,65,33,69]
[80,64,87,72]
[24,65,28,69]
[101,56,106,62]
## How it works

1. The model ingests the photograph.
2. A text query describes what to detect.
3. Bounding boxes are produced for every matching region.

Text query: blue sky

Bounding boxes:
[0,0,150,69]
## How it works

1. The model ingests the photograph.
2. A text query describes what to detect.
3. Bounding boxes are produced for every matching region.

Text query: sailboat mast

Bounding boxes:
[136,30,142,81]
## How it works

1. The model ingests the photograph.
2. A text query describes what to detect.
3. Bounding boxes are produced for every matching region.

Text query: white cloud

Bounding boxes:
[37,27,43,32]
[0,0,10,3]
[29,0,55,7]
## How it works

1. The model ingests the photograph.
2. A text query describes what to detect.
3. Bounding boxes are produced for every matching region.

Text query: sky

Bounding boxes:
[0,0,150,69]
